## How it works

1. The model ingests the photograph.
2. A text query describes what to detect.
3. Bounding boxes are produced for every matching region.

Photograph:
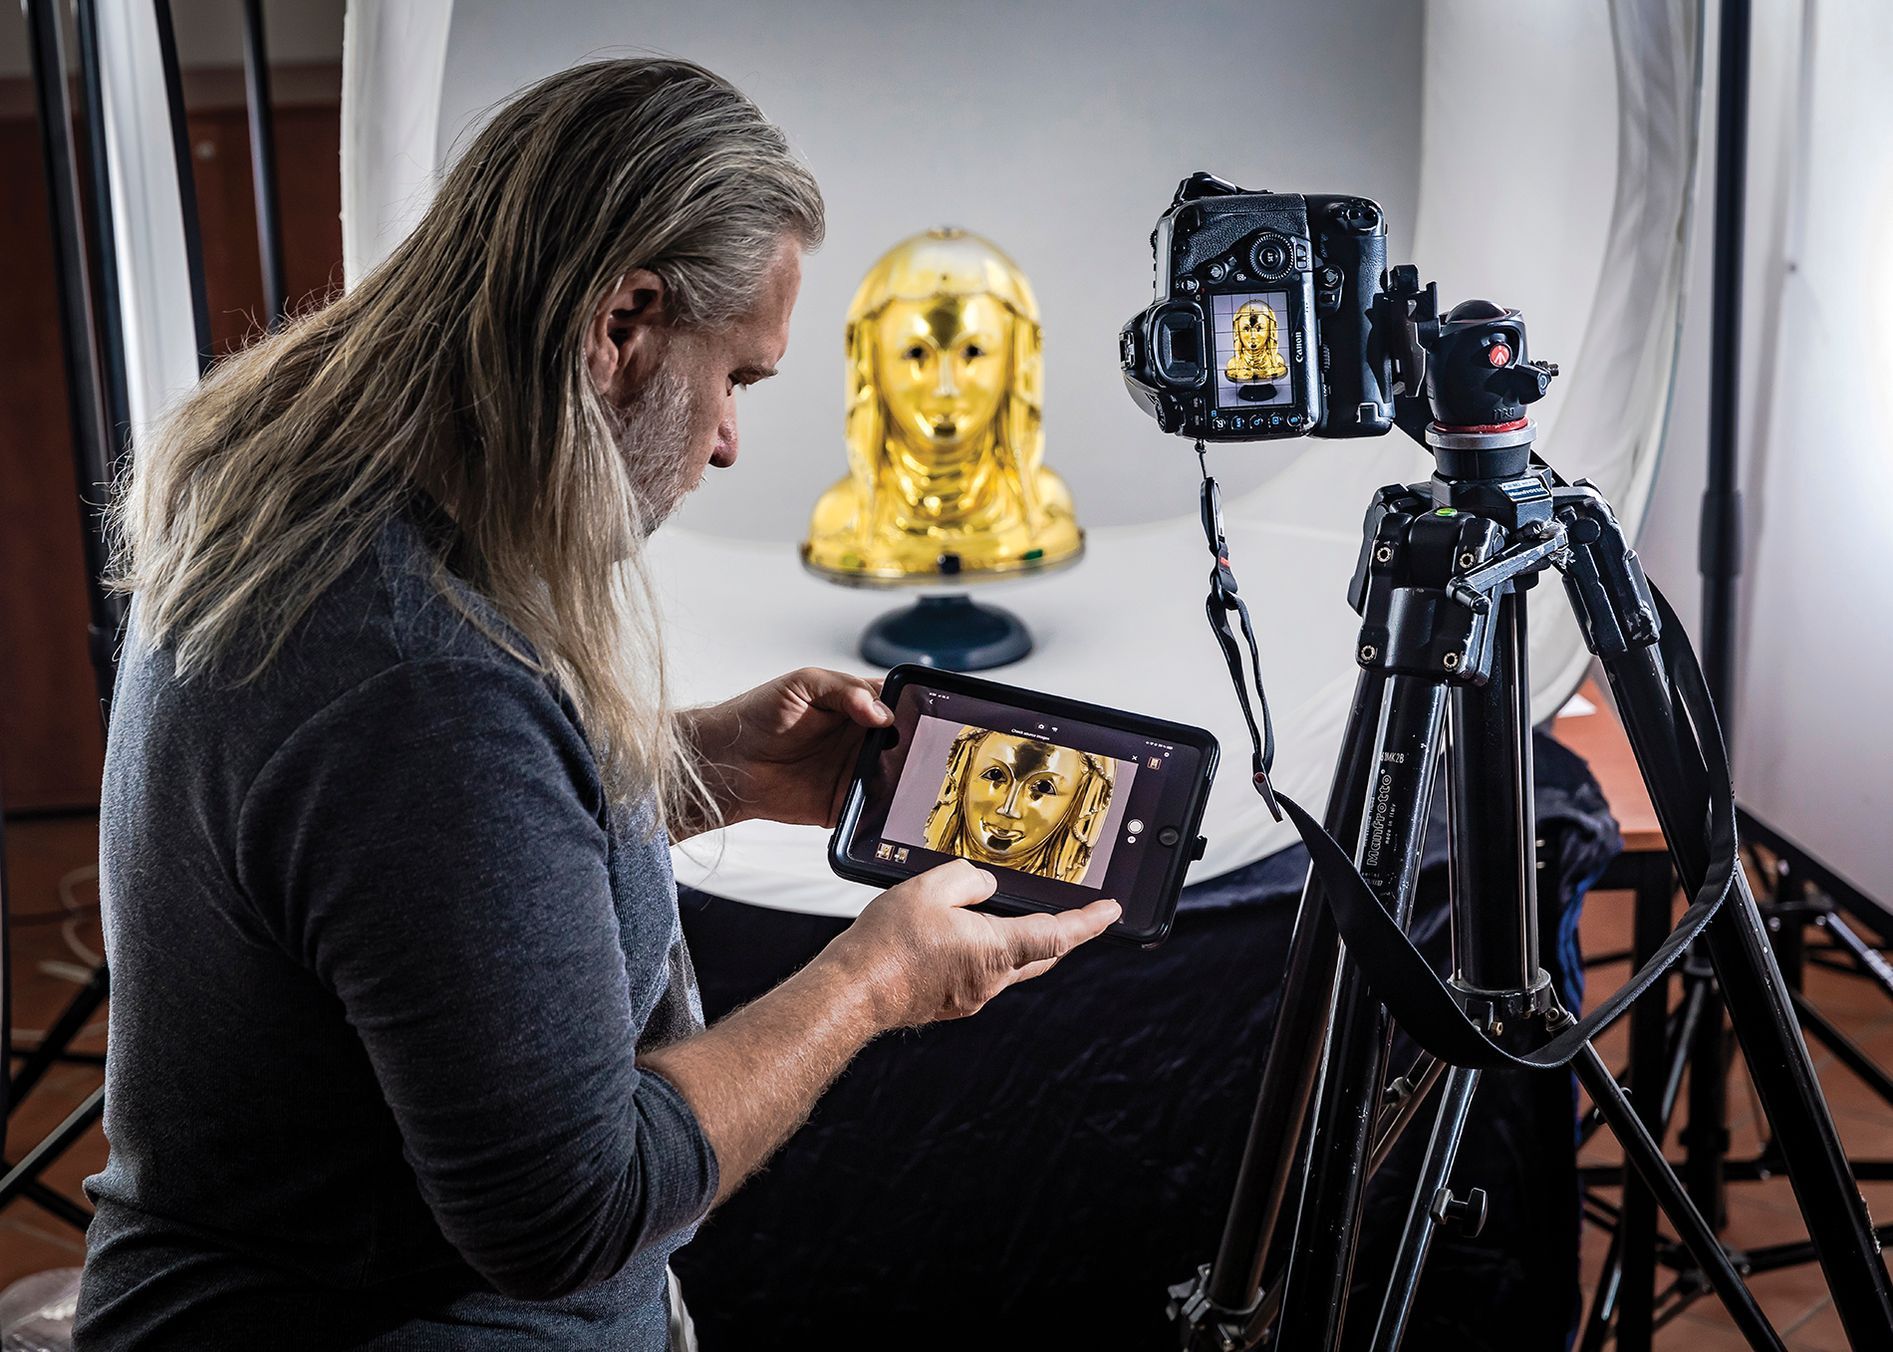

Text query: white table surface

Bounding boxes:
[656,441,1441,916]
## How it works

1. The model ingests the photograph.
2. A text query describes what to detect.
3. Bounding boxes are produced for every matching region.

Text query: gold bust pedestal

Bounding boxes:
[800,228,1084,670]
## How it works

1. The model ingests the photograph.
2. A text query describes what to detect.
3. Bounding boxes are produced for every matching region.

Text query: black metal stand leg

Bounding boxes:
[1684,951,1731,1227]
[1200,673,1388,1321]
[1793,991,1893,1110]
[8,964,109,1109]
[1273,679,1447,1352]
[1582,966,1713,1350]
[1574,1044,1786,1351]
[0,1085,104,1214]
[1822,913,1893,1004]
[1618,854,1678,1352]
[1607,645,1893,1344]
[1368,1065,1480,1352]
[2,1175,92,1231]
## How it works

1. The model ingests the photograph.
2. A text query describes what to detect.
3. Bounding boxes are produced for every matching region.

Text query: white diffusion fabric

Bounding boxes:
[1727,2,1893,902]
[340,0,456,285]
[97,0,203,438]
[1413,0,1702,724]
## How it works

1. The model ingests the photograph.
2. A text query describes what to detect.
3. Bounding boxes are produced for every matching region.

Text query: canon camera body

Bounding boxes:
[1120,173,1395,444]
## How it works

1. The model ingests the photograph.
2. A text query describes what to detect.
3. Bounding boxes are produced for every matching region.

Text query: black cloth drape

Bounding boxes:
[675,730,1620,1350]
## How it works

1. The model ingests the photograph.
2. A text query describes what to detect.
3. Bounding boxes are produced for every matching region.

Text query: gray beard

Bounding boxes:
[608,368,701,538]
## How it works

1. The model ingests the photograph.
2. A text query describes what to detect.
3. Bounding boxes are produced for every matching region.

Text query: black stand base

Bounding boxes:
[859,593,1032,672]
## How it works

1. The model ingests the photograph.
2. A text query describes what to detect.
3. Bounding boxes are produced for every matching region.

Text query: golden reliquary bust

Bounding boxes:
[922,728,1116,883]
[1224,301,1289,382]
[801,228,1084,584]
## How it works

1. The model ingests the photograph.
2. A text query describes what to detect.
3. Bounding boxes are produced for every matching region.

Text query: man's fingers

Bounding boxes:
[913,859,998,908]
[791,667,892,727]
[853,684,894,726]
[1014,955,1062,983]
[999,899,1121,969]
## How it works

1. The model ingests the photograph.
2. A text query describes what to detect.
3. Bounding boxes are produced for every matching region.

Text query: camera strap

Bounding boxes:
[1197,444,1282,822]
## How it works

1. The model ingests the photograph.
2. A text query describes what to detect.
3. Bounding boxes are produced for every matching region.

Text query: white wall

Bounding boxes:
[1639,0,1893,902]
[432,0,1425,540]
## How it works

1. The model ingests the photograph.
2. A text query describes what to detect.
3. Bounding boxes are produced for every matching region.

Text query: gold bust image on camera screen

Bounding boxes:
[1224,301,1289,382]
[801,228,1084,584]
[921,727,1115,884]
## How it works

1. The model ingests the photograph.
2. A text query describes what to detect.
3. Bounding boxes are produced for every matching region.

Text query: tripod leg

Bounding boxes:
[1573,1044,1787,1351]
[1273,676,1447,1352]
[1200,672,1388,1318]
[1606,645,1893,1343]
[1367,1064,1480,1352]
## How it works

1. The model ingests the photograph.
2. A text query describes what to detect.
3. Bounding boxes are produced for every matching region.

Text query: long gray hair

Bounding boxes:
[110,57,825,828]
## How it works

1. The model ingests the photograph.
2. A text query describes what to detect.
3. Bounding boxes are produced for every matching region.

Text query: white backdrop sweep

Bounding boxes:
[326,0,1700,913]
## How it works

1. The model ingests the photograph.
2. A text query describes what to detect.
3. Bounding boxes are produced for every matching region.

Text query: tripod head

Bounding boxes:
[1379,266,1560,479]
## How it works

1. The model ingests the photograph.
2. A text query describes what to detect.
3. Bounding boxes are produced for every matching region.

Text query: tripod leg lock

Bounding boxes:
[1450,968,1558,1035]
[1554,482,1660,658]
[1168,1264,1256,1352]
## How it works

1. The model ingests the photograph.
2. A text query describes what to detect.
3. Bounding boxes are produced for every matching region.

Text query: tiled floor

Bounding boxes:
[4,814,1890,1344]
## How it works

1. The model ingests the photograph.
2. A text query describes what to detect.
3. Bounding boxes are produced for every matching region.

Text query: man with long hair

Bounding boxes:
[76,59,1118,1349]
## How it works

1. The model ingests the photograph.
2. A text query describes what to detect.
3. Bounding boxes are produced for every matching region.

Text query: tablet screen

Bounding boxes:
[842,679,1209,934]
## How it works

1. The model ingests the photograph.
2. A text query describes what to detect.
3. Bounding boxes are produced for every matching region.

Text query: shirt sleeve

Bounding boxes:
[235,656,718,1300]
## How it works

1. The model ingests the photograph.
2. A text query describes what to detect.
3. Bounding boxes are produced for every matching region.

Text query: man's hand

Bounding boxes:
[674,668,891,838]
[642,859,1119,1205]
[818,860,1122,1028]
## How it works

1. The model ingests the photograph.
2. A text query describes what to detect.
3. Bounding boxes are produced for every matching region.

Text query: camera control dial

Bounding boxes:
[1250,232,1295,281]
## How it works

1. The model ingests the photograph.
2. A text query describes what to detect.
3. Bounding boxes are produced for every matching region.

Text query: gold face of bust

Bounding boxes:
[1226,301,1288,381]
[801,227,1085,584]
[957,733,1081,862]
[875,294,1011,456]
[1234,304,1273,350]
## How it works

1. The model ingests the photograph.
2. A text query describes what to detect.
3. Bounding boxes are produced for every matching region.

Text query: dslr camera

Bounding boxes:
[1119,172,1396,443]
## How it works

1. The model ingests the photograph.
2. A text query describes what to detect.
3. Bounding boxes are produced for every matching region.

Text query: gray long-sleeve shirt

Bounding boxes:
[76,509,718,1349]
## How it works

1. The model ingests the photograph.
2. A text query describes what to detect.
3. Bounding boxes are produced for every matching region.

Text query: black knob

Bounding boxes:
[1431,1186,1488,1238]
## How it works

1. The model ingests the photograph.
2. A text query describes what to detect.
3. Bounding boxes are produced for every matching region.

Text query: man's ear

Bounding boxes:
[586,268,668,402]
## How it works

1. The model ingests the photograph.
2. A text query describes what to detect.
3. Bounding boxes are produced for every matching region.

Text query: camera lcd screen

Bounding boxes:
[832,668,1217,945]
[1210,288,1296,411]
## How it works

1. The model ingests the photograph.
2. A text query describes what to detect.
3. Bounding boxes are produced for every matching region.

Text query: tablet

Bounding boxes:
[830,665,1219,947]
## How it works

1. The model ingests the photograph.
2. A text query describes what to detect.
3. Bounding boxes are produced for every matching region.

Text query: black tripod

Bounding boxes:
[1167,287,1893,1349]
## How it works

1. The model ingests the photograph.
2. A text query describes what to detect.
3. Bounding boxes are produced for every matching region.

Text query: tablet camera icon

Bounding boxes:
[1128,819,1145,835]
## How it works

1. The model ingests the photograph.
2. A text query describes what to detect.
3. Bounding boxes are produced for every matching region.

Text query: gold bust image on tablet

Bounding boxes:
[921,728,1115,883]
